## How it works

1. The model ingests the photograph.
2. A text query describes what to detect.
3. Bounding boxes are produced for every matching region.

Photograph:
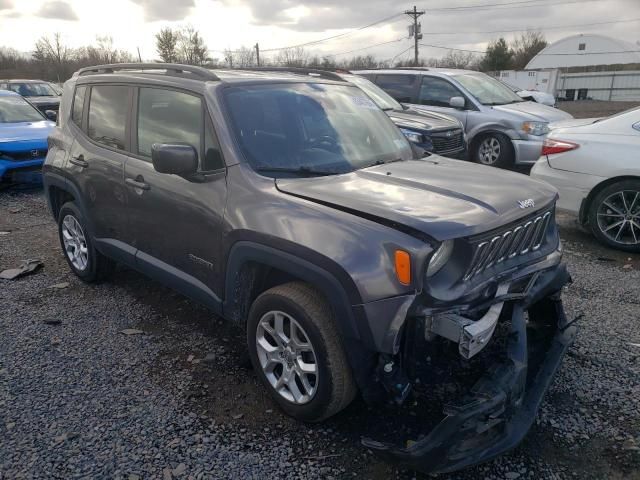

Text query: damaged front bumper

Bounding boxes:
[363,263,577,474]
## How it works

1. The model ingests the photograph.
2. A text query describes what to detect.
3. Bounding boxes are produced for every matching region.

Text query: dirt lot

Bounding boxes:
[557,100,640,119]
[1,187,639,480]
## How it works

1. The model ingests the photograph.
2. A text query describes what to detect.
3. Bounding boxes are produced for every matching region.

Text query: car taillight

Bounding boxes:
[542,138,579,156]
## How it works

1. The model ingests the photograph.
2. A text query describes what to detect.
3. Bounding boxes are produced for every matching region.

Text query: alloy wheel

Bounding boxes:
[61,214,89,271]
[478,137,501,165]
[255,310,318,405]
[596,190,640,246]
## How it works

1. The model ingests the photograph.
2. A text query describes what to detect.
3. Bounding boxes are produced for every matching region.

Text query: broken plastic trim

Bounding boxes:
[362,264,576,474]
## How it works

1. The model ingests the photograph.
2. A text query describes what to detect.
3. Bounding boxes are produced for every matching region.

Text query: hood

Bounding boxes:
[0,121,55,143]
[494,101,571,122]
[550,117,602,129]
[26,96,60,106]
[517,90,555,107]
[276,157,558,241]
[387,108,460,132]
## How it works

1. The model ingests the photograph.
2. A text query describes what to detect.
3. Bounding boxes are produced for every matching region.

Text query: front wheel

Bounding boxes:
[247,282,356,422]
[588,180,640,252]
[473,133,514,168]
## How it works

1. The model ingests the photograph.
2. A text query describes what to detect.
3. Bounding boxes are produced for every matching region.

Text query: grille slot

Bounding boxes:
[0,149,48,162]
[464,210,553,280]
[430,129,464,153]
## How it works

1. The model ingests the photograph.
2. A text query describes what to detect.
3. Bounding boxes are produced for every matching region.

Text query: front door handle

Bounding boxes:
[125,176,150,191]
[70,154,88,168]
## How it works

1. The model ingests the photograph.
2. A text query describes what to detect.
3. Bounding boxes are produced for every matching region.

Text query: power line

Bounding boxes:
[428,0,600,12]
[389,45,416,63]
[421,17,640,36]
[419,42,640,56]
[259,13,404,52]
[323,38,404,57]
[419,43,486,54]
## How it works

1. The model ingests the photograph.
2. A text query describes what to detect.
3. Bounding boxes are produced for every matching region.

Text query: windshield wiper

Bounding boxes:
[254,166,338,176]
[360,158,404,170]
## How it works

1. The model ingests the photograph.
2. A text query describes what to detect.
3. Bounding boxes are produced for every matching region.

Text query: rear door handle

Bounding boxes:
[125,177,150,191]
[70,154,88,168]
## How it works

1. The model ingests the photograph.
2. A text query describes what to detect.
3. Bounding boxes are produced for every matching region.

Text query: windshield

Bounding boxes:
[224,83,413,176]
[454,73,524,106]
[0,95,46,123]
[8,82,57,97]
[344,74,403,111]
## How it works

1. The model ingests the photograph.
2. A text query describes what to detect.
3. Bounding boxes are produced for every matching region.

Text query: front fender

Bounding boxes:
[467,123,522,146]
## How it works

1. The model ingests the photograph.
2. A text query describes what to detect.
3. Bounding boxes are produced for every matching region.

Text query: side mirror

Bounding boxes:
[44,110,57,121]
[151,143,198,176]
[449,96,465,109]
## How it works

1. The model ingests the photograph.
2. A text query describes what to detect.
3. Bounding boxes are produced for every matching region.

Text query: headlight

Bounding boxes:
[521,121,549,136]
[426,240,453,277]
[399,128,424,144]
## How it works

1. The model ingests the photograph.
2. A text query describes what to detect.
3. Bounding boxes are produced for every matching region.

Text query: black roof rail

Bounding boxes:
[236,67,349,82]
[352,67,431,72]
[75,63,220,81]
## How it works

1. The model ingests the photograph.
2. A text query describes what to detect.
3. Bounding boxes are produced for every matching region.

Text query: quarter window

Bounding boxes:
[72,86,86,127]
[137,88,202,160]
[419,76,464,108]
[88,85,128,150]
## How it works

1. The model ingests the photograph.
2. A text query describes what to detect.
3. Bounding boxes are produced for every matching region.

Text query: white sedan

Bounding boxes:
[531,107,640,252]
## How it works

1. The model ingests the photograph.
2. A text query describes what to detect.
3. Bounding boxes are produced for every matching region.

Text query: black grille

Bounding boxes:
[0,149,47,162]
[430,129,464,153]
[463,207,554,280]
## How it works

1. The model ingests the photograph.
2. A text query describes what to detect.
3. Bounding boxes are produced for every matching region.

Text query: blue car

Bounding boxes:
[0,90,55,184]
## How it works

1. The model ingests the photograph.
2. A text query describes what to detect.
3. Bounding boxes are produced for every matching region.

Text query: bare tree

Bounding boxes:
[155,27,178,63]
[177,26,208,65]
[32,33,74,81]
[274,47,308,67]
[436,51,479,69]
[510,31,547,70]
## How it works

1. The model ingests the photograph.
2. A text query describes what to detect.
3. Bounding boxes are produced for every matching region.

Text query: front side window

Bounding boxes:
[0,95,45,123]
[223,83,413,177]
[374,74,415,103]
[72,86,86,127]
[8,82,57,97]
[137,88,202,160]
[419,76,464,108]
[88,85,128,150]
[453,72,523,106]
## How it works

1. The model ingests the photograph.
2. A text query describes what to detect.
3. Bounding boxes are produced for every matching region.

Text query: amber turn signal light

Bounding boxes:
[394,250,411,285]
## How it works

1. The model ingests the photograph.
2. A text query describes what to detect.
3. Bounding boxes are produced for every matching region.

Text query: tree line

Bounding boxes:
[0,27,547,82]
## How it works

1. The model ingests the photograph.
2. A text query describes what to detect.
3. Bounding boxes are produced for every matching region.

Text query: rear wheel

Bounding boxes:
[473,133,514,168]
[247,282,356,422]
[57,202,116,282]
[588,180,640,252]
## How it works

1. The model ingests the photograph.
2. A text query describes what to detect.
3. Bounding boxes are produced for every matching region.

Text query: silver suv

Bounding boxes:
[355,68,572,168]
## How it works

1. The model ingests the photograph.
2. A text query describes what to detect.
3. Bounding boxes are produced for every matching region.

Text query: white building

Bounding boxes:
[525,34,640,70]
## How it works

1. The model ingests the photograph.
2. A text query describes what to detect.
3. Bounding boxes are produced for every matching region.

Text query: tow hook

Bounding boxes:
[379,356,411,405]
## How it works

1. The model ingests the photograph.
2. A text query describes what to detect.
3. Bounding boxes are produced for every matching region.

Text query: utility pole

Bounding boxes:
[405,6,425,66]
[255,43,260,67]
[137,47,142,63]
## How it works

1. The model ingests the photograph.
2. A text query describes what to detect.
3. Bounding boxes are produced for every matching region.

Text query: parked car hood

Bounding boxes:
[26,96,60,106]
[494,101,571,122]
[550,117,602,129]
[0,121,55,143]
[387,108,460,131]
[517,90,556,107]
[276,157,557,241]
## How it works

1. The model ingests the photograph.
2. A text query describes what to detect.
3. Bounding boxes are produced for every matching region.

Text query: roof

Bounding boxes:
[0,79,49,83]
[526,34,640,69]
[352,67,476,76]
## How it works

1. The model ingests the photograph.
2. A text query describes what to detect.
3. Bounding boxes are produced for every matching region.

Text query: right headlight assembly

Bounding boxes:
[426,240,454,278]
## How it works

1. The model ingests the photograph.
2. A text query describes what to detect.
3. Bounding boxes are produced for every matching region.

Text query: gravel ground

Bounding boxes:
[1,188,639,480]
[557,100,640,119]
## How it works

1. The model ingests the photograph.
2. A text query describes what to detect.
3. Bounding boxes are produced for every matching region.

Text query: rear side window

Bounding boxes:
[137,88,201,159]
[419,77,463,108]
[374,74,415,103]
[71,86,86,127]
[88,85,128,150]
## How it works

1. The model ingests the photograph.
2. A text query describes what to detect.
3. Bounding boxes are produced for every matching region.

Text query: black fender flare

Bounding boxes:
[223,240,370,344]
[43,173,95,234]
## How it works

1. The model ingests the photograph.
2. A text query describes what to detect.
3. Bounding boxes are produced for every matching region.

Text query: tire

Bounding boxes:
[588,180,640,253]
[57,202,116,282]
[473,133,514,168]
[247,282,356,422]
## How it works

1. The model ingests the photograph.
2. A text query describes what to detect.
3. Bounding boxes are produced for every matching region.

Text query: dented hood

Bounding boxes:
[276,157,558,241]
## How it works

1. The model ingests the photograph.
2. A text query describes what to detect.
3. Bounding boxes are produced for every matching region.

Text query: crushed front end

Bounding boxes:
[362,204,578,474]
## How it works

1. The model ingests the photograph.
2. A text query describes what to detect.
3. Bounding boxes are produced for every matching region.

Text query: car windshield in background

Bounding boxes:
[0,95,45,123]
[345,75,403,111]
[8,82,58,97]
[224,83,413,177]
[455,73,524,106]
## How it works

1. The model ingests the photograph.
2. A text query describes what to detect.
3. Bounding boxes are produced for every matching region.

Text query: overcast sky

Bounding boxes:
[0,0,639,63]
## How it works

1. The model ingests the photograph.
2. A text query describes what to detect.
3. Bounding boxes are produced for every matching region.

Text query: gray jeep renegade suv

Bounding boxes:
[43,63,576,474]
